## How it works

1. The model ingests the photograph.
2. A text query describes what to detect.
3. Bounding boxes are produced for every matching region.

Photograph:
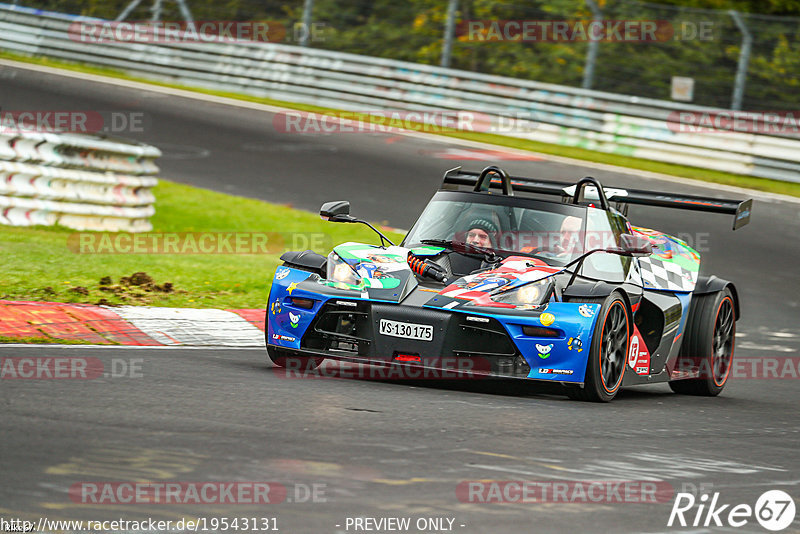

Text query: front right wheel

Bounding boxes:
[267,346,324,371]
[567,293,630,402]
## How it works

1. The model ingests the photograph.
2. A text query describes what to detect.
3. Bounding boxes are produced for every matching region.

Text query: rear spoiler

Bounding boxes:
[443,166,752,230]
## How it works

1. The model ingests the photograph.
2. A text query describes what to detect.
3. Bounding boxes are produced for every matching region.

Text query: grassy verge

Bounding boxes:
[2,50,798,199]
[0,179,404,309]
[0,335,103,345]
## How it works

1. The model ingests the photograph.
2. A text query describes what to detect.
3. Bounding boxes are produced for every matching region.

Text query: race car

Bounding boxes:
[266,166,752,401]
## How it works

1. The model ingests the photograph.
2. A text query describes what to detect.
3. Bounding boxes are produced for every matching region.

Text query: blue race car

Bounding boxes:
[266,166,752,401]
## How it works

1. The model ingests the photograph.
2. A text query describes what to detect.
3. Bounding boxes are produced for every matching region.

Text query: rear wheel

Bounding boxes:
[566,293,630,402]
[267,345,324,370]
[669,288,735,396]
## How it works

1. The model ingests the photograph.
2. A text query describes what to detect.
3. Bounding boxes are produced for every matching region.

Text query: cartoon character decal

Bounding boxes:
[536,343,554,359]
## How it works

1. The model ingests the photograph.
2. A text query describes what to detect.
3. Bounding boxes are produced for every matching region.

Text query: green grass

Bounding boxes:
[3,50,799,198]
[0,335,102,345]
[0,179,405,309]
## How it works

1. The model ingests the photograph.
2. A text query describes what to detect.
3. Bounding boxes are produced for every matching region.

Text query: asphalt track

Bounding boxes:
[1,63,799,533]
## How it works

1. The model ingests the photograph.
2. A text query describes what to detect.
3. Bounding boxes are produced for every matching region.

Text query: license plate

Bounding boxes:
[379,319,434,342]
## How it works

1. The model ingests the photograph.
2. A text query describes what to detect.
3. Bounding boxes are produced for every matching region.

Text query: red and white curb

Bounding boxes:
[0,300,266,347]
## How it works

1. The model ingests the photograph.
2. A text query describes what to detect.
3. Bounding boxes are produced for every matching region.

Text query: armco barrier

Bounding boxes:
[1,4,799,183]
[0,124,160,232]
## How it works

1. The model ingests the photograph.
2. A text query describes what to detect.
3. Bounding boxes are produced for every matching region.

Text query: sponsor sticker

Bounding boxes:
[567,337,583,352]
[539,312,555,326]
[270,299,282,315]
[629,334,650,375]
[536,343,553,359]
[538,368,574,375]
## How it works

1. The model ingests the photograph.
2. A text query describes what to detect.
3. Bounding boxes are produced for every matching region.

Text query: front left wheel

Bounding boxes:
[566,293,630,402]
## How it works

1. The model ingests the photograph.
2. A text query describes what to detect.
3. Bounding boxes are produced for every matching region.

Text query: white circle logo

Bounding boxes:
[628,337,639,367]
[755,490,796,531]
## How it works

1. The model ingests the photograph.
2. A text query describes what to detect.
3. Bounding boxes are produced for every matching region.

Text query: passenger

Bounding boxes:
[556,215,583,255]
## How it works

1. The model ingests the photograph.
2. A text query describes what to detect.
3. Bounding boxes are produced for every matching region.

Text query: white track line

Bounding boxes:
[2,57,798,205]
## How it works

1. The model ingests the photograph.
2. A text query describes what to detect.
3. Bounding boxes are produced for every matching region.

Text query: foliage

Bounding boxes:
[0,180,404,309]
[9,0,800,108]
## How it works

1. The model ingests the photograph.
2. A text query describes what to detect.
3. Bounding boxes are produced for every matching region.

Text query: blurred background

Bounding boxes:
[10,0,800,111]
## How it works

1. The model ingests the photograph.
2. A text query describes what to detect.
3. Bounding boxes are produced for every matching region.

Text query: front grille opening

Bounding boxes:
[454,318,516,357]
[302,302,371,355]
[331,339,359,352]
[451,316,529,377]
[497,354,531,376]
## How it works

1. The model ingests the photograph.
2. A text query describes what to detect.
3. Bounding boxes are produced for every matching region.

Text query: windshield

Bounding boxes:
[403,196,588,265]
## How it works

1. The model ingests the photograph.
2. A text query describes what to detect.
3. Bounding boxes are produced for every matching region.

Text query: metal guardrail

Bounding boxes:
[0,126,160,232]
[1,4,798,184]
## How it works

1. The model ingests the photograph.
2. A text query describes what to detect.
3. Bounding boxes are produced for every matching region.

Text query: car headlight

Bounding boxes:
[490,279,552,307]
[326,252,360,285]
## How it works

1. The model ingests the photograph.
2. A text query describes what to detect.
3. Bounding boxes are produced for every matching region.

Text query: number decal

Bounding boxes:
[379,319,433,341]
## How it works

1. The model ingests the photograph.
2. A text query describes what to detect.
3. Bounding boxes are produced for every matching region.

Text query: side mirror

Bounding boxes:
[319,200,396,247]
[320,200,352,222]
[619,233,653,257]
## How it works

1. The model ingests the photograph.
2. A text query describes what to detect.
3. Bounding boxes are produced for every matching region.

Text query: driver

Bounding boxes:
[463,218,498,249]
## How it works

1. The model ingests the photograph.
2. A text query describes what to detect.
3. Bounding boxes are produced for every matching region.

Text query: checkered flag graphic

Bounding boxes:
[637,256,697,291]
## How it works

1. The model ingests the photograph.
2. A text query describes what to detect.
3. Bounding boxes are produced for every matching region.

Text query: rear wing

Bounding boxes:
[442,166,752,230]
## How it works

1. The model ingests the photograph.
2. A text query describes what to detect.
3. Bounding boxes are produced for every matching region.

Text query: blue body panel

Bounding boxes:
[496,302,601,383]
[267,266,321,350]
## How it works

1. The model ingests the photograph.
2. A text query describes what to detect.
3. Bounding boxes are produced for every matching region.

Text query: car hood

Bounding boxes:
[323,242,564,308]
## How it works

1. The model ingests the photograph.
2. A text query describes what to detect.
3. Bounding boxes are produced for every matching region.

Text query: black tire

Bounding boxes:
[267,345,324,370]
[566,293,631,402]
[669,288,735,396]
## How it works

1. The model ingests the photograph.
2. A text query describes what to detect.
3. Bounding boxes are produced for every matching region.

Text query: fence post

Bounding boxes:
[150,0,162,21]
[116,0,144,22]
[440,0,458,68]
[117,0,193,23]
[174,0,193,24]
[582,0,602,90]
[299,0,314,47]
[729,10,752,111]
